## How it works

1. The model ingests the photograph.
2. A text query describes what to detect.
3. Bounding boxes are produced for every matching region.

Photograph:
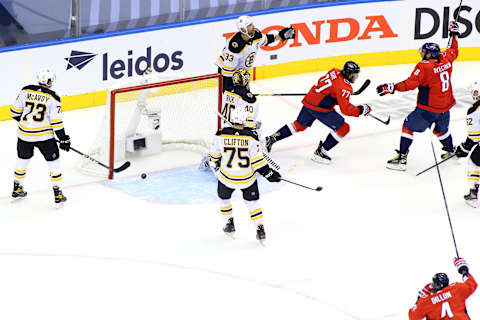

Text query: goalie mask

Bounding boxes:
[236,15,254,38]
[229,106,249,125]
[232,69,250,87]
[36,68,56,86]
[471,81,480,101]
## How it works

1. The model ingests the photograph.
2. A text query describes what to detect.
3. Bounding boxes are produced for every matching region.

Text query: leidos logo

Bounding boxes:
[65,47,183,81]
[65,50,97,70]
[102,47,183,80]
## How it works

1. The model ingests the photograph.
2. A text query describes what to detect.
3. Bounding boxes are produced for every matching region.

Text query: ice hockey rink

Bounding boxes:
[0,62,479,320]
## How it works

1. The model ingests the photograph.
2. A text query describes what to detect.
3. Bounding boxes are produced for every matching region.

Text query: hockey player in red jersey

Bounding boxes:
[263,61,372,164]
[409,258,477,320]
[378,21,460,171]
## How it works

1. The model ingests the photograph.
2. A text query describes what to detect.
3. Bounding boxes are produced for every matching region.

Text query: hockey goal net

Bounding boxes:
[79,73,222,179]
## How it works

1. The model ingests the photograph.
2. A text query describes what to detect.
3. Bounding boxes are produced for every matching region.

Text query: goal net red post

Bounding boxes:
[79,73,223,179]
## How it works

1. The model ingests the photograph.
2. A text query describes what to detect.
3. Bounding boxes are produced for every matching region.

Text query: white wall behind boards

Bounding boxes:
[0,0,478,107]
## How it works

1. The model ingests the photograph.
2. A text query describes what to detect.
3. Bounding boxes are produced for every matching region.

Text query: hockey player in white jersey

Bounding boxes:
[454,81,480,207]
[221,68,259,130]
[10,68,70,205]
[216,15,295,91]
[209,106,281,242]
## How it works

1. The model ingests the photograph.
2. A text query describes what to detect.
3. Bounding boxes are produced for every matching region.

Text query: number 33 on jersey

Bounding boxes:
[10,85,64,142]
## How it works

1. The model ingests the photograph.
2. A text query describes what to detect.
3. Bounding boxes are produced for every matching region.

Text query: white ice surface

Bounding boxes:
[0,62,479,320]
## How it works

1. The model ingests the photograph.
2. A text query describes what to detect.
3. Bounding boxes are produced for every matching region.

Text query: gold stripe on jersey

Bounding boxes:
[10,105,23,117]
[17,129,54,137]
[209,152,221,160]
[219,168,257,185]
[217,57,236,71]
[220,134,257,141]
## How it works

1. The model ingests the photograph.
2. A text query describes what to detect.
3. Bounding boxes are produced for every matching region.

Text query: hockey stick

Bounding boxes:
[56,141,131,173]
[255,79,371,97]
[368,112,391,125]
[428,132,460,257]
[448,0,463,48]
[217,112,281,171]
[416,153,456,176]
[281,178,323,192]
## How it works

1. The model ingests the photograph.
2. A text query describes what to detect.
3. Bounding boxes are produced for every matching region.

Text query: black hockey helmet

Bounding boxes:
[420,42,440,59]
[431,273,449,291]
[342,61,360,76]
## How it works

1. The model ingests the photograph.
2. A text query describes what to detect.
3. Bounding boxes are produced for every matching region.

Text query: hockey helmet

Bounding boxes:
[36,68,56,86]
[431,273,449,292]
[232,69,250,87]
[470,81,480,101]
[419,42,440,59]
[236,15,254,38]
[229,106,249,126]
[342,61,360,82]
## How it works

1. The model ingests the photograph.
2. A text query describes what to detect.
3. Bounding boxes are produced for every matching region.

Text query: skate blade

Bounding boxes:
[311,155,331,165]
[10,196,26,203]
[465,200,478,208]
[386,164,406,171]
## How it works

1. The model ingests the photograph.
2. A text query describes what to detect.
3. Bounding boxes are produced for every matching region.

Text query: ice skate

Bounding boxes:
[464,185,478,208]
[223,217,235,238]
[256,224,266,244]
[53,186,67,208]
[311,141,331,164]
[11,181,27,202]
[386,150,408,171]
[441,147,455,160]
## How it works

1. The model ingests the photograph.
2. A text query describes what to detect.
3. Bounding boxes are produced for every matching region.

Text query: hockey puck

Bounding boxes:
[141,173,147,179]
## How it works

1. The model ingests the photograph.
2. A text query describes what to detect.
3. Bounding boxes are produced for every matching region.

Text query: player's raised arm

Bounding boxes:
[446,21,459,61]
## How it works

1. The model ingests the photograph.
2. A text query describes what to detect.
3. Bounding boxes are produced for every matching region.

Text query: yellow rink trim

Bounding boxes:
[0,47,479,121]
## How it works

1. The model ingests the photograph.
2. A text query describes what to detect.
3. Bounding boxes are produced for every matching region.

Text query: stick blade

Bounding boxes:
[316,186,323,191]
[113,161,131,173]
[352,79,371,95]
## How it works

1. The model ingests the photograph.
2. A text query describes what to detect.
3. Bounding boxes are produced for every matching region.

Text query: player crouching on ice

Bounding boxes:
[454,81,480,207]
[263,61,372,164]
[10,68,70,206]
[208,106,281,242]
[409,257,477,320]
[378,21,460,171]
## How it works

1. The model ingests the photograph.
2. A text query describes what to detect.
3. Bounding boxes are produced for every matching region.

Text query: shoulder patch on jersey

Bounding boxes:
[467,100,480,115]
[228,33,246,54]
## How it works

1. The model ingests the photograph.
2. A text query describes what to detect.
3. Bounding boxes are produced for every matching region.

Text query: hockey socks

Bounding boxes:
[47,159,63,188]
[437,133,454,152]
[14,158,30,184]
[322,132,340,151]
[272,125,293,142]
[245,200,264,227]
[220,199,233,222]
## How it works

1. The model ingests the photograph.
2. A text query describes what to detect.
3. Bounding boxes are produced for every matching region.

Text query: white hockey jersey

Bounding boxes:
[216,30,270,77]
[221,86,259,129]
[210,127,267,189]
[10,85,64,142]
[466,101,480,142]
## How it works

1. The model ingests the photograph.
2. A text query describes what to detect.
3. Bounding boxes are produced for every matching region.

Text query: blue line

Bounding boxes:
[0,0,400,54]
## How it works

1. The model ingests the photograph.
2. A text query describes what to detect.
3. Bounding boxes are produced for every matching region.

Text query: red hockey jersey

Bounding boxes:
[302,68,360,117]
[395,37,459,114]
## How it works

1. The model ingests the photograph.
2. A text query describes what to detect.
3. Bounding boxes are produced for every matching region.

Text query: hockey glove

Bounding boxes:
[208,160,220,172]
[376,83,395,96]
[279,26,295,41]
[454,257,469,274]
[358,104,372,116]
[449,21,460,37]
[455,143,469,158]
[264,168,281,182]
[59,135,71,152]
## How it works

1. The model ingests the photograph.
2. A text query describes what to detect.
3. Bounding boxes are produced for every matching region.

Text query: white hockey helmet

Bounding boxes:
[471,81,480,101]
[229,106,249,126]
[236,15,254,38]
[36,68,56,86]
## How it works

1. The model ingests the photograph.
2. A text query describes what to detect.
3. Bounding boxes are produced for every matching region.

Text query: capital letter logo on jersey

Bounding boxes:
[65,50,97,70]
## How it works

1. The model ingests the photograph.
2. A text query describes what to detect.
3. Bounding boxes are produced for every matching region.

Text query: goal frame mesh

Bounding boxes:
[107,73,223,179]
